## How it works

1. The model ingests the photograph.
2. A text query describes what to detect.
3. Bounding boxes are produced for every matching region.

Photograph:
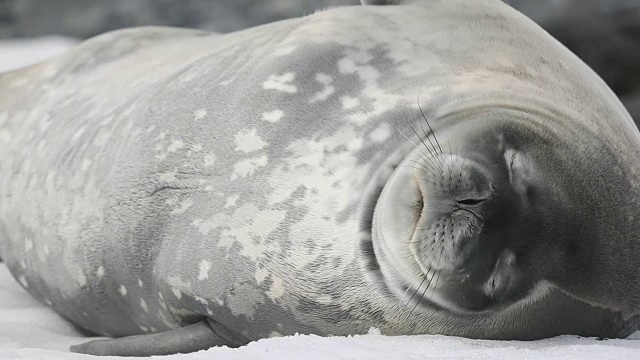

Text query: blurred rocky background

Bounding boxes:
[506,0,640,126]
[0,0,360,38]
[0,0,638,125]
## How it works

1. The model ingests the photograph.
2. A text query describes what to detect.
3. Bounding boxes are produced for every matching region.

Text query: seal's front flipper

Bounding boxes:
[70,319,247,356]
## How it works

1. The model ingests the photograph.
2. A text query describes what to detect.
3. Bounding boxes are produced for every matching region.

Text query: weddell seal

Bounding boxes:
[1,0,640,356]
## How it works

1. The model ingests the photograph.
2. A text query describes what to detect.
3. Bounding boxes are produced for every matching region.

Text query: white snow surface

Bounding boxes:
[0,36,78,73]
[1,38,640,360]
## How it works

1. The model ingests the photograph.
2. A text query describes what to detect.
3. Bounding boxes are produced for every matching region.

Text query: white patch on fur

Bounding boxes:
[193,109,207,121]
[316,294,333,305]
[71,126,86,142]
[192,297,207,306]
[140,298,148,313]
[226,283,265,319]
[167,275,191,300]
[197,260,212,281]
[310,73,335,103]
[225,195,239,208]
[345,48,374,64]
[138,279,144,287]
[24,238,33,252]
[77,273,87,287]
[267,276,285,300]
[119,285,128,296]
[167,139,184,153]
[18,275,28,288]
[341,96,360,110]
[96,266,105,278]
[272,45,297,57]
[172,288,182,299]
[255,267,269,284]
[81,158,92,172]
[337,56,400,123]
[171,199,193,215]
[234,128,267,153]
[262,110,284,123]
[157,311,175,329]
[158,168,178,182]
[263,72,297,93]
[348,138,363,152]
[194,203,286,261]
[264,126,367,275]
[204,152,216,167]
[369,123,392,143]
[231,155,268,180]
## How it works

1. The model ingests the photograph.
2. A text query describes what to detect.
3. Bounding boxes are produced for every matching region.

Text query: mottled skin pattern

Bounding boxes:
[1,0,640,356]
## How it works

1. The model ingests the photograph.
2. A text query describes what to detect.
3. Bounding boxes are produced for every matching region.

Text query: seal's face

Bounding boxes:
[374,115,568,314]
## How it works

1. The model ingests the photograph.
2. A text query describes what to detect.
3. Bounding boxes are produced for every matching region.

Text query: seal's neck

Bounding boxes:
[548,134,640,316]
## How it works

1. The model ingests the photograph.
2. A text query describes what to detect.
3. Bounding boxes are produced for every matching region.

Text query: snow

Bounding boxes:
[1,37,640,360]
[0,36,78,73]
[1,260,639,360]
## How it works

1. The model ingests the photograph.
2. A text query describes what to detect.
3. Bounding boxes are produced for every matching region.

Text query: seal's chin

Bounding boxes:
[372,139,537,314]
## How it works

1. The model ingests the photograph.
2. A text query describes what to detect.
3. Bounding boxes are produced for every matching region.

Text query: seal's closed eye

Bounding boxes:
[457,198,486,206]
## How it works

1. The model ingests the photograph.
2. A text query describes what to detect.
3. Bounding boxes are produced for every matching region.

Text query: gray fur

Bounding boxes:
[0,0,639,356]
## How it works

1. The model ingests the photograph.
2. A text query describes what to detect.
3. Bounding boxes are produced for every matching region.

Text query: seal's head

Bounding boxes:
[372,109,573,314]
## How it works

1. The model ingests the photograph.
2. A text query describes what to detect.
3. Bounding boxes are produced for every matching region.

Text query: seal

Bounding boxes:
[1,0,640,356]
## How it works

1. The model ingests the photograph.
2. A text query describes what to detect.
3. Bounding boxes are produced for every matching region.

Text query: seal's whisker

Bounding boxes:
[455,140,464,186]
[417,92,444,155]
[404,111,446,174]
[404,116,437,159]
[401,121,446,179]
[400,165,438,180]
[399,240,437,263]
[429,247,446,301]
[446,140,454,188]
[405,241,438,260]
[459,158,466,188]
[407,268,432,315]
[398,124,436,161]
[415,94,440,158]
[405,273,428,308]
[397,128,442,177]
[403,158,440,178]
[410,265,438,315]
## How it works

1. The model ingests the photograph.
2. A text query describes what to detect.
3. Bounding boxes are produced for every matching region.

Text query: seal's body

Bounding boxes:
[1,0,640,356]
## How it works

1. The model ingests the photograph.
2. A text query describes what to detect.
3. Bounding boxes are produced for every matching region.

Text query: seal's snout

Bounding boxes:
[413,154,494,266]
